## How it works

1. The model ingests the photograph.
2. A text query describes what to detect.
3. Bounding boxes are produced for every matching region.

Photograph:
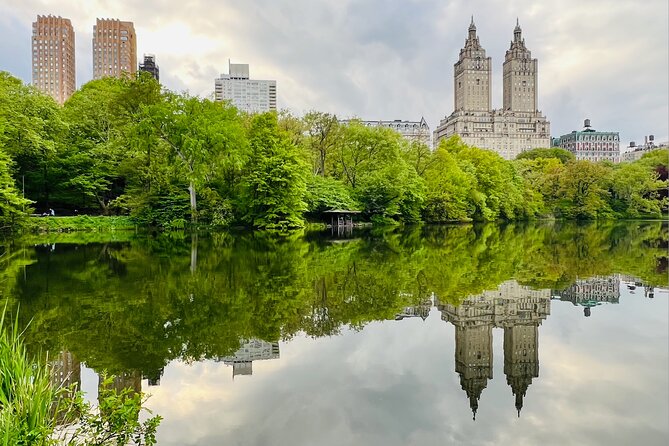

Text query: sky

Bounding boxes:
[1,0,667,146]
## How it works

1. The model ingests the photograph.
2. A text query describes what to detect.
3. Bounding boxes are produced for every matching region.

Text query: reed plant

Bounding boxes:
[0,307,161,445]
[0,308,64,445]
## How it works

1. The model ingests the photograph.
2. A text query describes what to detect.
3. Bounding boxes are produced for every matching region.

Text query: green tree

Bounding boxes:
[60,78,126,214]
[241,113,308,229]
[146,93,246,224]
[0,72,64,211]
[303,111,340,176]
[0,150,31,231]
[401,139,435,176]
[333,121,424,222]
[422,139,474,222]
[304,175,357,215]
[517,147,575,163]
[556,160,613,219]
[609,161,667,217]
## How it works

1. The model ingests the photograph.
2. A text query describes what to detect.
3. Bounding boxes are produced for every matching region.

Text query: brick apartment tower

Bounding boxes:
[31,15,76,104]
[92,18,137,79]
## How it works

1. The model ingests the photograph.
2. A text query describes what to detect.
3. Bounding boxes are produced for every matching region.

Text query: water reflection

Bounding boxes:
[553,275,620,317]
[436,281,550,419]
[1,221,667,444]
[219,340,281,378]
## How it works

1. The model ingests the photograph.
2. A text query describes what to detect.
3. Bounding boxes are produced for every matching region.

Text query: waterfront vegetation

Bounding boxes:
[27,216,136,233]
[0,71,667,233]
[0,309,161,445]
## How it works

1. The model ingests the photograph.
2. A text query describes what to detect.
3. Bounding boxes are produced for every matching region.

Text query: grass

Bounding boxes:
[27,216,137,233]
[0,308,162,445]
[15,231,137,246]
[0,309,63,445]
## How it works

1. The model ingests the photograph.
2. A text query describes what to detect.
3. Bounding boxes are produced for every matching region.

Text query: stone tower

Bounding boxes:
[454,17,492,112]
[502,19,538,112]
[454,323,493,420]
[503,324,539,416]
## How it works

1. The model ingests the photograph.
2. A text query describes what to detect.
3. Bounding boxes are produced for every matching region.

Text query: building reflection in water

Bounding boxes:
[49,350,81,395]
[620,275,655,299]
[219,339,280,378]
[48,351,81,425]
[436,281,551,419]
[395,297,432,321]
[552,275,620,317]
[144,368,164,387]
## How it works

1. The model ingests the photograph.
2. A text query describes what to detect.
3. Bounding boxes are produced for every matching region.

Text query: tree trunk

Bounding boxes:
[188,181,197,223]
[96,194,110,216]
[190,233,198,274]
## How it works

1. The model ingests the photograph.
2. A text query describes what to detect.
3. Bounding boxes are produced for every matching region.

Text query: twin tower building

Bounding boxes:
[434,19,551,159]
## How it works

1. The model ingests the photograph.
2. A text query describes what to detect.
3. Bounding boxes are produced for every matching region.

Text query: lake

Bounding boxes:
[1,221,667,445]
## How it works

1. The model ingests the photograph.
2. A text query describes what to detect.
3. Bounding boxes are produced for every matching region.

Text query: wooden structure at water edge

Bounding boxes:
[323,209,361,227]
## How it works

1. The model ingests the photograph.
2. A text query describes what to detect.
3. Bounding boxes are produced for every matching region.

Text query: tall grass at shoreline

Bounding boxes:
[0,309,64,445]
[0,308,161,445]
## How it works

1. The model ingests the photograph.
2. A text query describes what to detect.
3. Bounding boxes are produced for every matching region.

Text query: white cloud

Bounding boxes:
[1,0,667,143]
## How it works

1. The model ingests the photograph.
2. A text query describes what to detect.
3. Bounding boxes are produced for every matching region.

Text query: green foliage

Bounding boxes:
[0,151,31,231]
[65,374,161,446]
[609,161,667,217]
[0,308,161,445]
[0,71,666,227]
[555,160,614,219]
[517,147,575,163]
[241,113,308,229]
[302,111,340,176]
[0,72,64,213]
[422,140,473,222]
[143,92,247,224]
[304,175,358,215]
[332,121,425,222]
[456,144,531,220]
[61,78,125,214]
[421,136,539,222]
[401,139,436,176]
[126,191,191,230]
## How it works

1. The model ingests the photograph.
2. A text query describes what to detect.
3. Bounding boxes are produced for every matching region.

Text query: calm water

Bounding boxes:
[1,221,667,445]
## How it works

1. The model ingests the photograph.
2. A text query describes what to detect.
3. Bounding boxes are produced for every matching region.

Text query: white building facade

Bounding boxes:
[434,19,551,159]
[214,62,276,113]
[554,119,620,163]
[339,117,431,146]
[621,135,667,162]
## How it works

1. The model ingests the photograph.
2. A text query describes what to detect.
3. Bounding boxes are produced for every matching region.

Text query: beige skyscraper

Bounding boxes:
[454,18,492,112]
[92,18,137,79]
[31,15,76,104]
[436,280,551,418]
[434,19,551,159]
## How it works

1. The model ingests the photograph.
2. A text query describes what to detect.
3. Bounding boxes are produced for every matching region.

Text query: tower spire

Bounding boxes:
[468,15,477,41]
[514,18,522,42]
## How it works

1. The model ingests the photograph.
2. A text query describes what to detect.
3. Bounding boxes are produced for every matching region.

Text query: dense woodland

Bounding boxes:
[0,71,667,231]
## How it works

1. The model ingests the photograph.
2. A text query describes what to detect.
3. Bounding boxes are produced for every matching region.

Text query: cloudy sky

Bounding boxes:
[1,0,667,145]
